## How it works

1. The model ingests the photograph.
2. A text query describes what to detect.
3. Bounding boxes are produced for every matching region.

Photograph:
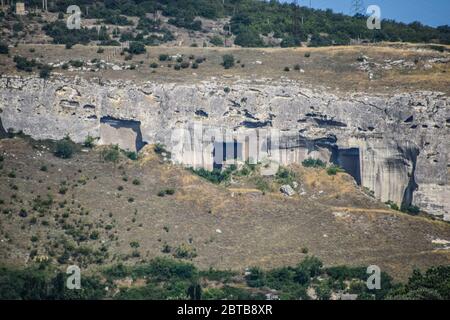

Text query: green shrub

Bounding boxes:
[154,143,168,155]
[130,241,140,248]
[54,138,75,159]
[210,35,224,46]
[173,243,197,259]
[90,231,99,240]
[165,188,175,195]
[401,204,421,215]
[195,57,205,64]
[157,190,166,197]
[385,200,400,211]
[132,179,141,186]
[302,158,326,168]
[13,56,36,72]
[245,267,265,287]
[128,42,146,54]
[69,60,83,68]
[58,186,68,195]
[190,166,236,184]
[159,54,169,61]
[253,176,271,192]
[158,189,175,196]
[222,54,235,69]
[123,151,137,160]
[161,243,172,253]
[275,167,295,185]
[102,145,120,163]
[316,281,332,300]
[327,165,344,175]
[39,66,52,79]
[83,135,95,148]
[234,28,264,47]
[0,42,8,54]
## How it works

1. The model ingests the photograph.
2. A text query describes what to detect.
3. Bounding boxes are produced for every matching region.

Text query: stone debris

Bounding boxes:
[428,57,450,64]
[432,239,450,245]
[280,185,295,197]
[355,55,449,78]
[47,59,137,72]
[333,212,350,219]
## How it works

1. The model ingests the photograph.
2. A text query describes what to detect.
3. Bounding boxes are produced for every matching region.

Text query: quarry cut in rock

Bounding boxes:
[0,75,449,220]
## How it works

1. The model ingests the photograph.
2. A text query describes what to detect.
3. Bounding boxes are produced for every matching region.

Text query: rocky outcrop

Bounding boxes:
[0,75,449,219]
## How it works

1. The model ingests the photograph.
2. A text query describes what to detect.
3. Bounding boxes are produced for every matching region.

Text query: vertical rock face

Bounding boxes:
[357,139,419,206]
[0,76,449,219]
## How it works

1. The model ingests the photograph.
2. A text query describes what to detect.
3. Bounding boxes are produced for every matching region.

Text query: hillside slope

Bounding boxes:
[1,137,450,281]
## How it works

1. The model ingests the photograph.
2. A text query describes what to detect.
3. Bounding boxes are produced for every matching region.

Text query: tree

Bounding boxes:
[234,28,264,47]
[298,256,323,277]
[128,42,146,55]
[210,35,224,46]
[245,267,265,287]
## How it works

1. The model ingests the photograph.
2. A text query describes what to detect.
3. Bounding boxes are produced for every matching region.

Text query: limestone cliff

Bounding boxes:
[0,75,449,219]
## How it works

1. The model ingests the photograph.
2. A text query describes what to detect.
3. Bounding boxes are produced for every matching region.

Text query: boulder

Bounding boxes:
[280,185,295,197]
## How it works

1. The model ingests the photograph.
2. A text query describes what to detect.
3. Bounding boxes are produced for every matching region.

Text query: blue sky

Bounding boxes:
[283,0,450,27]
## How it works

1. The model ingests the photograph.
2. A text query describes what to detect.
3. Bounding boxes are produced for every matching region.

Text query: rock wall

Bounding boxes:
[0,76,449,219]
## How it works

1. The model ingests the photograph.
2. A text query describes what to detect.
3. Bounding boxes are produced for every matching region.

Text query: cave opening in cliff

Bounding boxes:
[0,117,6,139]
[100,116,147,152]
[331,148,361,185]
[401,147,419,208]
[213,140,243,169]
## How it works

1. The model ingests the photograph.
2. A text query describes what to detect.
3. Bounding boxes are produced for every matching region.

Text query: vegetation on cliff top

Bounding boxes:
[20,0,449,47]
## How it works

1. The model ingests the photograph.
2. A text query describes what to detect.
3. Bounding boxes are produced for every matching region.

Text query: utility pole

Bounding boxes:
[350,0,365,16]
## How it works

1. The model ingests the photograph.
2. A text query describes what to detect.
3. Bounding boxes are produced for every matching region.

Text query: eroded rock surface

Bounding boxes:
[0,76,449,219]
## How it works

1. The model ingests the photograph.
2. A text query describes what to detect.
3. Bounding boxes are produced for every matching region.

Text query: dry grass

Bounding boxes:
[1,137,450,281]
[1,43,449,95]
